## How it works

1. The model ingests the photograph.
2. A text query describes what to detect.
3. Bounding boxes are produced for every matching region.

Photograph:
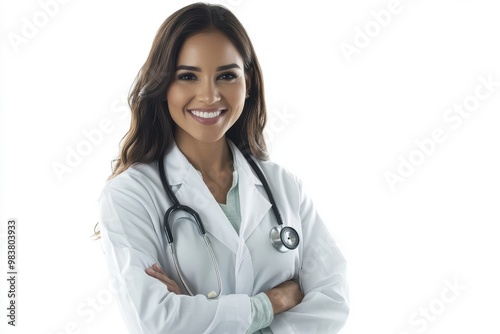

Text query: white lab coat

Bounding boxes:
[99,140,349,334]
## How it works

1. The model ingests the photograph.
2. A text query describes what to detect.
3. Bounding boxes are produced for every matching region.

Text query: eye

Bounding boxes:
[218,72,238,80]
[177,72,197,81]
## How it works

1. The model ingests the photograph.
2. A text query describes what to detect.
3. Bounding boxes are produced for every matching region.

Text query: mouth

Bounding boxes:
[189,110,224,119]
[187,108,227,124]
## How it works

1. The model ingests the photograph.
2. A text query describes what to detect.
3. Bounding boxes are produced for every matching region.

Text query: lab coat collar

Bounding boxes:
[229,141,272,241]
[162,142,193,187]
[161,139,271,254]
[227,140,262,187]
[162,140,263,187]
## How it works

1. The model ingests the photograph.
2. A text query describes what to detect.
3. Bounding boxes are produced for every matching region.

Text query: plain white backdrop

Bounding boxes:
[1,0,499,333]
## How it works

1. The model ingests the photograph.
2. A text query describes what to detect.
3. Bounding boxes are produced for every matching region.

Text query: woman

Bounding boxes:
[98,3,349,333]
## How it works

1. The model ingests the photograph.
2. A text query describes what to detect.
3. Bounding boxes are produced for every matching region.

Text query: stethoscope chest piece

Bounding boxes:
[158,149,301,298]
[270,225,300,252]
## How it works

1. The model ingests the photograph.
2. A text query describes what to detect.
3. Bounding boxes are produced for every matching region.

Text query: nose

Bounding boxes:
[196,80,221,105]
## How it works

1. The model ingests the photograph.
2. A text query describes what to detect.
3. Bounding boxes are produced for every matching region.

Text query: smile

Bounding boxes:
[189,110,224,119]
[187,108,227,125]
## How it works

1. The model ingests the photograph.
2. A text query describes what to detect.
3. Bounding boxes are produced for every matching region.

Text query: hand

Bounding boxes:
[145,263,183,295]
[265,279,304,314]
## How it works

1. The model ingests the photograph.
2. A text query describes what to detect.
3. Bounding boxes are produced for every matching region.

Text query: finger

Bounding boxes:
[146,267,171,284]
[146,271,181,294]
[145,267,164,281]
[148,266,178,286]
[149,264,173,283]
[168,284,182,295]
[153,263,166,274]
[145,267,182,294]
[146,264,168,278]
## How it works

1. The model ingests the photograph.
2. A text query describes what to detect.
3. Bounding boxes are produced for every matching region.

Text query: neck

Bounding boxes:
[175,132,233,175]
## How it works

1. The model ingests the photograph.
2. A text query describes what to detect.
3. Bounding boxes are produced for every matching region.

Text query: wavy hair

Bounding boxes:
[110,2,268,179]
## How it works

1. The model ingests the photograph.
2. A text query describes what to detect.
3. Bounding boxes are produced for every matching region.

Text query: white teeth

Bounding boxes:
[190,110,222,118]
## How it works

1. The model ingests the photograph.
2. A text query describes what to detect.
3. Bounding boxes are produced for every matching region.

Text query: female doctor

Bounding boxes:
[98,3,349,333]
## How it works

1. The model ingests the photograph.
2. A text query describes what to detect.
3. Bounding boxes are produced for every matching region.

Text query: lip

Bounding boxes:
[187,108,227,125]
[189,108,226,113]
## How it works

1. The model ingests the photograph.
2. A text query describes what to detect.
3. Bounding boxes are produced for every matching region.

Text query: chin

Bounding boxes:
[192,132,227,144]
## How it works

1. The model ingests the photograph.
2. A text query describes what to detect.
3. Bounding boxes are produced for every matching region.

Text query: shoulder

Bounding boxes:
[257,160,300,183]
[100,161,160,201]
[98,161,164,233]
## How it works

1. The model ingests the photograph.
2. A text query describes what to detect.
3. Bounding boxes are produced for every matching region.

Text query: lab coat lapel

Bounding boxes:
[229,142,272,294]
[163,142,273,255]
[163,144,239,255]
[230,142,272,242]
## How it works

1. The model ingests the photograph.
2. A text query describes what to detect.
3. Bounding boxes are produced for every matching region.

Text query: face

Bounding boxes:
[166,31,249,145]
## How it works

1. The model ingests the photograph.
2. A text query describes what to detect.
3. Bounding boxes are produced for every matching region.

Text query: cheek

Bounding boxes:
[223,85,246,108]
[167,85,190,110]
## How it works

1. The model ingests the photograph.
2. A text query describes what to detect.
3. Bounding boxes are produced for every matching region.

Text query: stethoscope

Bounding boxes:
[158,150,300,299]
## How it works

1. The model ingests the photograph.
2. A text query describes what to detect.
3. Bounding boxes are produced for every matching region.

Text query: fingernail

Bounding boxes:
[146,268,154,274]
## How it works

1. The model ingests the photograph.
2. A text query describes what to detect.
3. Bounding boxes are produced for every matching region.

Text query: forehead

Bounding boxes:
[177,31,244,67]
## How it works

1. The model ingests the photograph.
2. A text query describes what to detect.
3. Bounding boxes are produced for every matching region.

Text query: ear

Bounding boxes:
[245,71,252,98]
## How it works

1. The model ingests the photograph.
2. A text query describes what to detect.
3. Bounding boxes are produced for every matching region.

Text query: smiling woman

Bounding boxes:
[168,31,248,162]
[108,3,267,180]
[97,2,349,334]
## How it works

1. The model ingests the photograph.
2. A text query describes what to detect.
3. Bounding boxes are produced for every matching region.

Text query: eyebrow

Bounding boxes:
[175,63,242,72]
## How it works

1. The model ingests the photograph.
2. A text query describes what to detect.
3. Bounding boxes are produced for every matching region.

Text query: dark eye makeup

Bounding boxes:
[218,72,238,80]
[176,71,239,81]
[177,72,197,80]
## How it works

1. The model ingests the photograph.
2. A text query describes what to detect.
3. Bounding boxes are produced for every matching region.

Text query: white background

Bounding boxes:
[1,0,499,333]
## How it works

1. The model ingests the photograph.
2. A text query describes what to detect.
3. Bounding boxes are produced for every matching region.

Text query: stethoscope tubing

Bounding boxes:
[157,148,299,298]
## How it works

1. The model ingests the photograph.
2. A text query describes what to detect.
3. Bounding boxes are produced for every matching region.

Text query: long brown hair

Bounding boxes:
[110,2,268,179]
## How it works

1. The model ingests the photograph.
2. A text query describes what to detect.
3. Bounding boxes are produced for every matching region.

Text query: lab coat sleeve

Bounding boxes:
[99,183,253,334]
[269,179,349,334]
